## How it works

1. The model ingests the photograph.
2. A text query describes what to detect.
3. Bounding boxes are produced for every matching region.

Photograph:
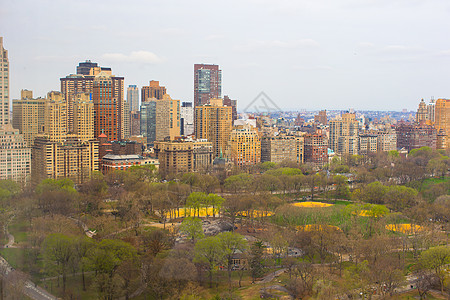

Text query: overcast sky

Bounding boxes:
[1,0,450,111]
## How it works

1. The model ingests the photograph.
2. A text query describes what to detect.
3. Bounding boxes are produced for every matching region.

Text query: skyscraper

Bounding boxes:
[226,125,261,166]
[141,80,166,102]
[434,98,449,149]
[0,37,9,126]
[127,85,139,111]
[194,64,222,107]
[77,60,98,75]
[92,71,125,141]
[0,37,31,182]
[180,102,194,136]
[195,98,232,158]
[140,100,157,146]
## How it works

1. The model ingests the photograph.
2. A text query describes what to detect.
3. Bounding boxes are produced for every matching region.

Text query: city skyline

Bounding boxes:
[2,0,450,111]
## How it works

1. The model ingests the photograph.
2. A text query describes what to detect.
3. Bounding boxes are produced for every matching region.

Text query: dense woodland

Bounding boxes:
[0,146,449,299]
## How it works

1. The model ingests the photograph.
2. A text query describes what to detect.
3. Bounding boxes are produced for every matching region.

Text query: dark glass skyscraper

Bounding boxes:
[194,64,221,107]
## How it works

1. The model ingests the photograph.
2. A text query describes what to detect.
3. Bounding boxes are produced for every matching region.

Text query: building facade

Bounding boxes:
[304,130,328,166]
[180,102,194,136]
[194,98,232,158]
[12,90,46,146]
[0,37,9,126]
[396,124,437,151]
[329,113,359,155]
[194,64,221,107]
[141,80,166,102]
[226,125,261,166]
[127,85,139,112]
[261,134,304,164]
[434,98,449,149]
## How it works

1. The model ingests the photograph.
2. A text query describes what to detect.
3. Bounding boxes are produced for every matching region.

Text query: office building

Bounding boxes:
[141,80,166,102]
[140,100,157,146]
[180,102,194,136]
[195,98,232,158]
[127,85,139,112]
[194,64,221,106]
[226,125,261,166]
[130,111,140,136]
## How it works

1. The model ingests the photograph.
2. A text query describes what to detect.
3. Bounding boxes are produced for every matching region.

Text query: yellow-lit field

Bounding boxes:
[164,207,219,219]
[164,208,273,219]
[292,201,333,208]
[385,224,423,234]
[239,210,274,218]
[296,224,341,232]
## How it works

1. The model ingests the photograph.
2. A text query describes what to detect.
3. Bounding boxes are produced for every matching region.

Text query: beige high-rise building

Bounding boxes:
[377,131,397,152]
[0,124,31,182]
[73,93,94,142]
[155,94,180,141]
[261,134,304,164]
[44,91,67,142]
[154,138,213,177]
[359,134,378,154]
[0,37,31,182]
[195,98,232,158]
[226,125,261,166]
[434,98,449,149]
[12,91,46,146]
[142,80,167,102]
[0,37,10,126]
[32,136,98,184]
[329,113,360,155]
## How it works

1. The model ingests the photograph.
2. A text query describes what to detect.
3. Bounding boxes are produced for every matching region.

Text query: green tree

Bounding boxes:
[207,193,224,218]
[419,245,450,293]
[73,236,96,291]
[333,175,350,199]
[186,192,207,217]
[42,233,74,294]
[250,241,265,283]
[179,217,204,242]
[217,232,247,286]
[194,236,225,288]
[224,173,253,194]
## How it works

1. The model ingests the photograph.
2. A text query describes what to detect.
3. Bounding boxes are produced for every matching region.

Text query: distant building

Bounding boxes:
[32,136,98,184]
[223,95,237,121]
[12,90,46,146]
[130,111,140,136]
[0,124,31,182]
[195,98,232,158]
[127,85,139,112]
[226,125,261,167]
[141,80,166,102]
[314,110,327,125]
[180,102,194,136]
[396,124,437,151]
[359,134,378,154]
[140,101,157,146]
[304,130,328,166]
[194,64,221,107]
[155,94,180,142]
[261,134,304,164]
[93,72,125,140]
[434,98,449,149]
[377,131,397,152]
[76,60,98,75]
[329,113,359,155]
[101,154,159,173]
[154,138,213,177]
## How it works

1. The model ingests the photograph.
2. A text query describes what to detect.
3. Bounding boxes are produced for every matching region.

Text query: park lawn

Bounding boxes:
[8,218,31,244]
[0,247,44,282]
[41,273,99,300]
[420,176,449,189]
